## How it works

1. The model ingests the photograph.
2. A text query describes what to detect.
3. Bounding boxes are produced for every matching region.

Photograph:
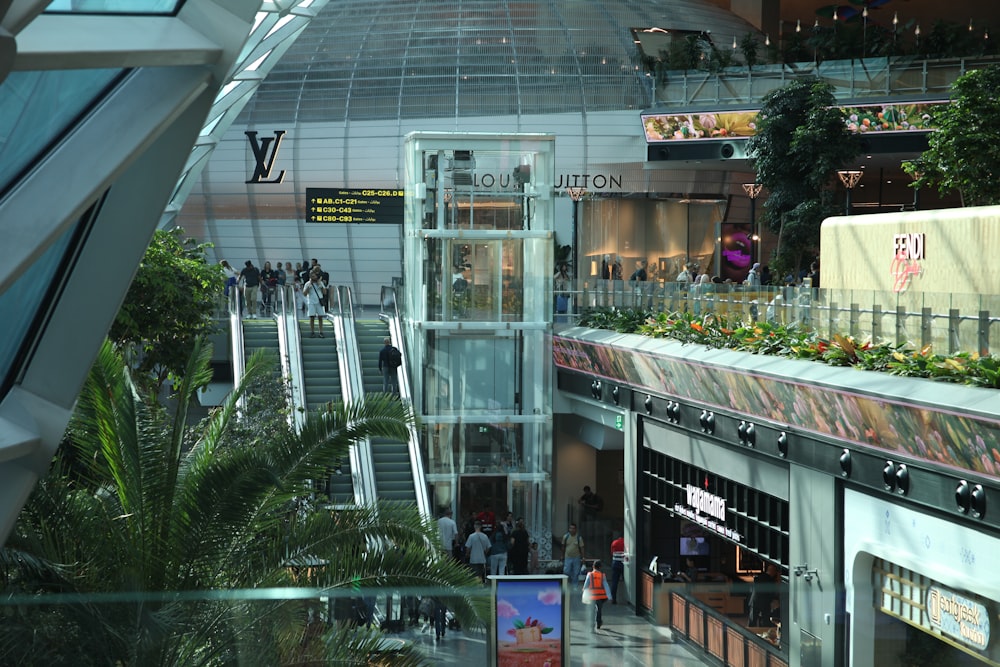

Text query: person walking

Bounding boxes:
[260,261,277,315]
[437,508,458,557]
[488,524,509,576]
[378,337,400,393]
[239,260,260,318]
[464,521,492,583]
[432,597,448,641]
[609,532,626,604]
[302,270,327,338]
[220,260,239,299]
[583,560,612,630]
[561,523,585,585]
[508,518,531,575]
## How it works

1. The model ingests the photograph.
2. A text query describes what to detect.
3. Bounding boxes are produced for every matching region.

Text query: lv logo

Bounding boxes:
[245,130,286,184]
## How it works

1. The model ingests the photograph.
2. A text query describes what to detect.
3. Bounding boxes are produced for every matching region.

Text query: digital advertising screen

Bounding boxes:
[489,575,569,667]
[718,222,755,283]
[640,100,945,144]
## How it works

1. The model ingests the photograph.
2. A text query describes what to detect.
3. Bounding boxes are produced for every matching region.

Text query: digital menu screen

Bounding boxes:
[306,187,404,224]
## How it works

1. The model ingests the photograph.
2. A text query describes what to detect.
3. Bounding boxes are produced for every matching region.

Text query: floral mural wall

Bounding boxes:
[554,334,1000,478]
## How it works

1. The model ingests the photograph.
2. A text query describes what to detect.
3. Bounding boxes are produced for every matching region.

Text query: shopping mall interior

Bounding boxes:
[3,1,1000,665]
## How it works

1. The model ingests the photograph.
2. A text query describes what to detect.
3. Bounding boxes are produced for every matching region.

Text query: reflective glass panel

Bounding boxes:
[46,0,182,15]
[0,222,77,398]
[0,69,122,196]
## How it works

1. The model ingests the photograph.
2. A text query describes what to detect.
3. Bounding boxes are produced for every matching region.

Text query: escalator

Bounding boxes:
[354,319,416,503]
[242,318,280,362]
[297,317,353,504]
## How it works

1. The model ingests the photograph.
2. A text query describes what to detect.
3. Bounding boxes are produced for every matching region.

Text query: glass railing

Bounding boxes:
[652,55,1000,108]
[0,582,741,665]
[554,279,1000,357]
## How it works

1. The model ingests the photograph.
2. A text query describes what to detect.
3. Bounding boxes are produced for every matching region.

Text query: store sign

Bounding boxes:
[245,130,286,184]
[673,484,743,543]
[890,232,924,293]
[927,586,990,651]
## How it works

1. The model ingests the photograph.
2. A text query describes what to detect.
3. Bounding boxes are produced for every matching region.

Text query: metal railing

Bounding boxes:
[557,279,1000,356]
[380,285,432,519]
[653,55,1000,108]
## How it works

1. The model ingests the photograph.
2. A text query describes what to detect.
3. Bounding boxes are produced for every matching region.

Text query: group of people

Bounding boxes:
[437,506,540,584]
[221,258,331,336]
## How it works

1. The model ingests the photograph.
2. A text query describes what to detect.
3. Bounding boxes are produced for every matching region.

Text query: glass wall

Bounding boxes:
[403,133,555,550]
[422,238,525,321]
[579,197,727,283]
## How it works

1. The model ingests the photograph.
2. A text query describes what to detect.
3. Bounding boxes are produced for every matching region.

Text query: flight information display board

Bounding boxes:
[306,188,404,224]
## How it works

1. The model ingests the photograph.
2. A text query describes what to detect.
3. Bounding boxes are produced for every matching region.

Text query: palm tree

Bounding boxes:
[0,338,485,666]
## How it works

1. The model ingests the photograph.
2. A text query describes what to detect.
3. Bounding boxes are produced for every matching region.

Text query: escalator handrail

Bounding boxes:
[379,284,431,519]
[276,284,307,433]
[229,286,246,410]
[331,285,377,508]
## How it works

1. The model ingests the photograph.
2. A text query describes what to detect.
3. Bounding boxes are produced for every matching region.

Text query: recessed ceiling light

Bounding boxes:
[866,155,872,159]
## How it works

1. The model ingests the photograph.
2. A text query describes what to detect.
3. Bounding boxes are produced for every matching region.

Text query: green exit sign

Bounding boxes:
[614,415,624,430]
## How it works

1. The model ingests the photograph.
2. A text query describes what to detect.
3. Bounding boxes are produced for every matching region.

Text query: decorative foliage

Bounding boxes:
[904,65,1000,207]
[109,227,224,392]
[747,78,860,271]
[1,338,486,666]
[577,307,1000,389]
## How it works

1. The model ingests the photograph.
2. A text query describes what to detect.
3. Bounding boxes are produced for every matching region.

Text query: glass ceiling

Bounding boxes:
[238,0,760,124]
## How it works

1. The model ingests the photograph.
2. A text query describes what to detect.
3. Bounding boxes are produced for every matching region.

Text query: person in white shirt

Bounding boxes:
[465,521,492,582]
[302,270,327,337]
[438,508,458,558]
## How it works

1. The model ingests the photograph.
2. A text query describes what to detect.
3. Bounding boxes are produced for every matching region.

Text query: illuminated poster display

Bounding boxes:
[490,576,569,667]
[641,101,945,143]
[305,187,404,224]
[718,222,754,283]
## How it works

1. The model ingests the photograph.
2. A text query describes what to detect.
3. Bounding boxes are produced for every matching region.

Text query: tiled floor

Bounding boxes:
[403,598,711,667]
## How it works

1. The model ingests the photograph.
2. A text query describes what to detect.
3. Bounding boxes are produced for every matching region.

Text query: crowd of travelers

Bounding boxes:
[222,258,331,319]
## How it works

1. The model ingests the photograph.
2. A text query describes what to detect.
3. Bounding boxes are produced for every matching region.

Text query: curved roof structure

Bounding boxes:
[238,0,761,124]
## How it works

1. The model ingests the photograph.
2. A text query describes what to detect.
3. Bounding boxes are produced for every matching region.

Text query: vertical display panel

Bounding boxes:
[489,575,569,667]
[718,222,754,283]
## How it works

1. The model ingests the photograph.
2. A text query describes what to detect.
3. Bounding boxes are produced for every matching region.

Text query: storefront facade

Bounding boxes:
[846,490,1000,666]
[553,326,1000,667]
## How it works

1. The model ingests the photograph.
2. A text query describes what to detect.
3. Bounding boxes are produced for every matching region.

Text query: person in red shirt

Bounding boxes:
[476,505,496,536]
[609,533,626,604]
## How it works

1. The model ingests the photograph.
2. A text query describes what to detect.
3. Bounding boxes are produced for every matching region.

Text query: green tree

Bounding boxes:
[739,32,760,69]
[1,339,484,666]
[110,227,224,391]
[903,65,1000,207]
[747,78,860,271]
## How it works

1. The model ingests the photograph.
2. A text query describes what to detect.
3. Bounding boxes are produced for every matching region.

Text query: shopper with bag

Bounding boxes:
[581,560,612,631]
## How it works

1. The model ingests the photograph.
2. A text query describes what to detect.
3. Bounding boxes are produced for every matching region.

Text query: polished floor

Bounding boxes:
[403,597,711,667]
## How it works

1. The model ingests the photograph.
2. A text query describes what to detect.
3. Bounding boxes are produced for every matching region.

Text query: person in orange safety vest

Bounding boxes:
[583,560,612,630]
